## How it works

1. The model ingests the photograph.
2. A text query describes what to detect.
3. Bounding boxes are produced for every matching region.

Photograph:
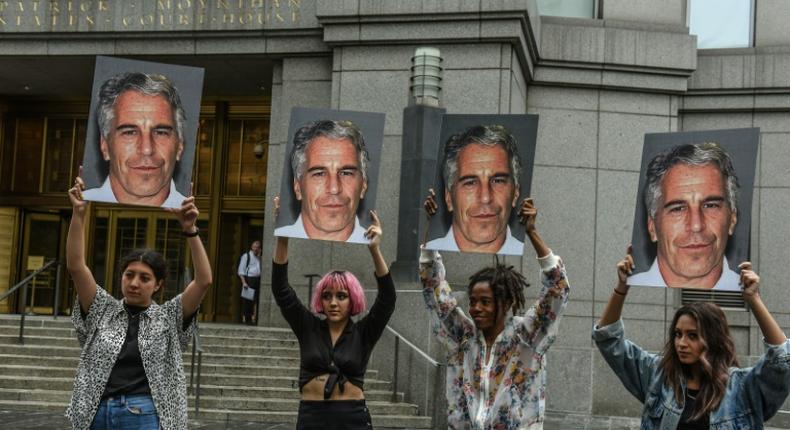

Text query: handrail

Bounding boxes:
[189,325,204,414]
[0,259,59,302]
[385,324,444,428]
[0,259,61,344]
[385,325,440,367]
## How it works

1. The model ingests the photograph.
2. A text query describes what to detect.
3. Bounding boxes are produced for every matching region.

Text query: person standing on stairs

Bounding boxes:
[65,170,212,430]
[271,196,396,430]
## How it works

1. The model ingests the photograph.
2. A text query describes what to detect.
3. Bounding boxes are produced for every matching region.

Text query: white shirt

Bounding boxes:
[273,214,369,244]
[425,225,524,256]
[82,177,187,209]
[628,257,741,290]
[237,250,261,277]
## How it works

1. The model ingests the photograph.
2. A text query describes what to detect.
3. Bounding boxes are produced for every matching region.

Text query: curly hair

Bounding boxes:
[659,302,738,421]
[467,263,529,316]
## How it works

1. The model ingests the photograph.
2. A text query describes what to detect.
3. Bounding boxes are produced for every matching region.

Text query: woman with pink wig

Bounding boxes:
[271,199,395,430]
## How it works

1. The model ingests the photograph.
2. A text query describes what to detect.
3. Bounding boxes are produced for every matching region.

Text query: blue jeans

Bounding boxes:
[90,394,160,430]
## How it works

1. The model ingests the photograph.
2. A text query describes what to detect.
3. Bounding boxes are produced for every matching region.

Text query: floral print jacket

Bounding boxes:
[420,249,570,430]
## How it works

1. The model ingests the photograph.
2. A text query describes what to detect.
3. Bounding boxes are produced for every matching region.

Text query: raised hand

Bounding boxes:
[168,183,198,234]
[423,188,438,219]
[68,166,89,217]
[738,262,760,303]
[616,245,634,293]
[365,210,382,249]
[518,198,537,232]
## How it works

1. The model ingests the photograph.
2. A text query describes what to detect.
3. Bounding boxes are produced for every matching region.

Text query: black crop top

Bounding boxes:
[271,261,396,398]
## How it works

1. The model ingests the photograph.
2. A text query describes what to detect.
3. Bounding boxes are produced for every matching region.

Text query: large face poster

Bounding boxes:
[274,107,385,244]
[81,56,204,209]
[628,128,759,291]
[425,115,538,256]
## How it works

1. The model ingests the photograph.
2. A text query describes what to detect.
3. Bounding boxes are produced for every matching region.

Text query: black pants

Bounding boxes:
[241,276,260,325]
[296,400,373,430]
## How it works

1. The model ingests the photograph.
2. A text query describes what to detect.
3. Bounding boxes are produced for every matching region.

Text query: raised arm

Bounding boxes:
[520,198,550,258]
[172,192,213,319]
[366,210,387,277]
[66,170,98,314]
[273,196,289,265]
[517,198,570,354]
[360,210,396,342]
[419,248,475,351]
[270,197,313,334]
[419,190,475,349]
[597,245,634,327]
[740,262,786,344]
[739,262,790,417]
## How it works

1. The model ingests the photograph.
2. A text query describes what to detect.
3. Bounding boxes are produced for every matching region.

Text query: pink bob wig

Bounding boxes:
[311,270,367,316]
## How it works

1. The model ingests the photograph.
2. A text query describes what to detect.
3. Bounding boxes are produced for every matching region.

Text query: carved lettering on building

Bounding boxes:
[0,0,300,31]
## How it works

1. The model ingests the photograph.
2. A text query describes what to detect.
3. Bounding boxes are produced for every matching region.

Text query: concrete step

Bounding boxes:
[195,344,300,357]
[183,363,378,379]
[0,364,378,383]
[0,325,76,338]
[186,352,300,367]
[198,334,297,348]
[0,400,432,429]
[0,343,80,357]
[192,408,433,428]
[195,374,391,391]
[0,354,79,368]
[0,386,404,405]
[0,335,302,358]
[0,388,71,403]
[0,315,73,329]
[0,334,79,348]
[0,376,75,391]
[188,396,418,416]
[192,385,403,402]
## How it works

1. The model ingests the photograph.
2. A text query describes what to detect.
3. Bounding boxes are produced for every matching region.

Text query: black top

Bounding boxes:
[271,261,396,398]
[102,303,151,399]
[678,388,709,430]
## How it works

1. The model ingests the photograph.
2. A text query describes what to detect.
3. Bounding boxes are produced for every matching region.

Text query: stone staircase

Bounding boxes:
[0,314,433,428]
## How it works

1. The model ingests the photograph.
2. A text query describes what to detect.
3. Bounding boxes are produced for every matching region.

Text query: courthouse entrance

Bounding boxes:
[0,73,271,322]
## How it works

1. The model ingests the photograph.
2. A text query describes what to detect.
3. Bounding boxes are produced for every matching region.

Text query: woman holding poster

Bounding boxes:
[594,247,790,429]
[65,171,212,430]
[271,197,396,430]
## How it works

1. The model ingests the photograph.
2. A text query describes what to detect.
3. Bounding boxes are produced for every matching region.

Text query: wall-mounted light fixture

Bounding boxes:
[410,47,442,106]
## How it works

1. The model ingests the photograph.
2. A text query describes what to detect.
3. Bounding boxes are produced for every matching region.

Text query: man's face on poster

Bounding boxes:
[647,163,737,287]
[294,136,367,240]
[100,90,183,203]
[445,143,519,251]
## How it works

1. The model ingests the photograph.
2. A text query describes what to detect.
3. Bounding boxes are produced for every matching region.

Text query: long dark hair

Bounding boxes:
[467,263,529,317]
[658,302,738,420]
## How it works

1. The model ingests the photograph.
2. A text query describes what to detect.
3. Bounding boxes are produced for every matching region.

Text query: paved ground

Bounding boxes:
[0,408,785,429]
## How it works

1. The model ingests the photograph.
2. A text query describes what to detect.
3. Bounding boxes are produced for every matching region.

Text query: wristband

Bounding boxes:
[183,227,200,237]
[613,288,628,296]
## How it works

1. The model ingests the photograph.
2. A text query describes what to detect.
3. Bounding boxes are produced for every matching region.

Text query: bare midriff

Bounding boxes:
[301,374,365,400]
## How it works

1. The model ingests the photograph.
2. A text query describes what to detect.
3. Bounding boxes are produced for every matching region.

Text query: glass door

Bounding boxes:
[18,213,64,314]
[91,209,205,304]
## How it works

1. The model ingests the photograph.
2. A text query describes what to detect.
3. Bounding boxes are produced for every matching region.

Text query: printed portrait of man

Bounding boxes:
[81,56,203,209]
[628,139,756,290]
[275,120,369,242]
[426,122,536,256]
[274,108,384,244]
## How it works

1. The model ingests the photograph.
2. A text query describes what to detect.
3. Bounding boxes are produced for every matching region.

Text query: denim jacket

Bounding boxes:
[593,319,790,430]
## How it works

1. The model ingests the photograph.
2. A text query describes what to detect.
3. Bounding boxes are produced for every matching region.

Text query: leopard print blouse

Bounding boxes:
[66,286,196,430]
